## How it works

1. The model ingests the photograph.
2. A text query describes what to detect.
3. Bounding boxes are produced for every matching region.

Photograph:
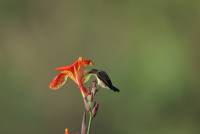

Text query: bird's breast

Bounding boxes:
[97,78,108,89]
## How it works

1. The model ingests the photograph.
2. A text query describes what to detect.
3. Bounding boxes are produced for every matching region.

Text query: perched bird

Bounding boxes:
[87,69,120,92]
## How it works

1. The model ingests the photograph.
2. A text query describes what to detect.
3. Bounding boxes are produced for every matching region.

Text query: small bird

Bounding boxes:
[87,69,120,92]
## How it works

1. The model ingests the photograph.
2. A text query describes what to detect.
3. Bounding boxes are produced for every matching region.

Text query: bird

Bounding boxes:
[87,69,120,92]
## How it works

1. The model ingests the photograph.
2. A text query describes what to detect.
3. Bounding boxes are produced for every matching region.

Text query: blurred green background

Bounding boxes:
[0,0,200,134]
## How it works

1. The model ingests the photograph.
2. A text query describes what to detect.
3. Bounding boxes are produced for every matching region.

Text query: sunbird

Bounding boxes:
[87,69,120,92]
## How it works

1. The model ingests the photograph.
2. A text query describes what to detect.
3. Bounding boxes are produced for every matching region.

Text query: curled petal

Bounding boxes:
[78,57,94,66]
[49,73,68,90]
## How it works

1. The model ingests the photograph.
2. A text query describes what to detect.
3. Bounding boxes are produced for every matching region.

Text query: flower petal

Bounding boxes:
[49,73,68,90]
[55,65,71,71]
[74,66,89,97]
[65,70,77,84]
[78,57,94,67]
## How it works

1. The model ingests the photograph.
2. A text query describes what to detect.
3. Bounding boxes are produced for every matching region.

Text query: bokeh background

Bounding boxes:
[0,0,200,134]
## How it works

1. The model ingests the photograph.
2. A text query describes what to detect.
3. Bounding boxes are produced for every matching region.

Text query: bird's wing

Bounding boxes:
[97,71,113,87]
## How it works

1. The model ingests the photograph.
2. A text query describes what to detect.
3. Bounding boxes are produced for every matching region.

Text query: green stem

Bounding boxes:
[87,112,93,134]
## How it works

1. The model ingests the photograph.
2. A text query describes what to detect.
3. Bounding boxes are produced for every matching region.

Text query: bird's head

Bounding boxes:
[82,69,98,83]
[88,69,98,74]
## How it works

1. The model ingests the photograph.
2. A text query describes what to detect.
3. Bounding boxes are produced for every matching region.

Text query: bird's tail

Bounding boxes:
[111,85,120,92]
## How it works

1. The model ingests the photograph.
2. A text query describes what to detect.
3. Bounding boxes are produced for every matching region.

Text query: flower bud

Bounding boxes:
[92,103,99,118]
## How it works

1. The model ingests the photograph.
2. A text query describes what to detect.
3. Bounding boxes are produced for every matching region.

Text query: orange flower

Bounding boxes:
[65,128,69,134]
[49,57,94,97]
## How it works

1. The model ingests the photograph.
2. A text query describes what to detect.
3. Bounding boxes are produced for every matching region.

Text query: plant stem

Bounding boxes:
[87,112,93,134]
